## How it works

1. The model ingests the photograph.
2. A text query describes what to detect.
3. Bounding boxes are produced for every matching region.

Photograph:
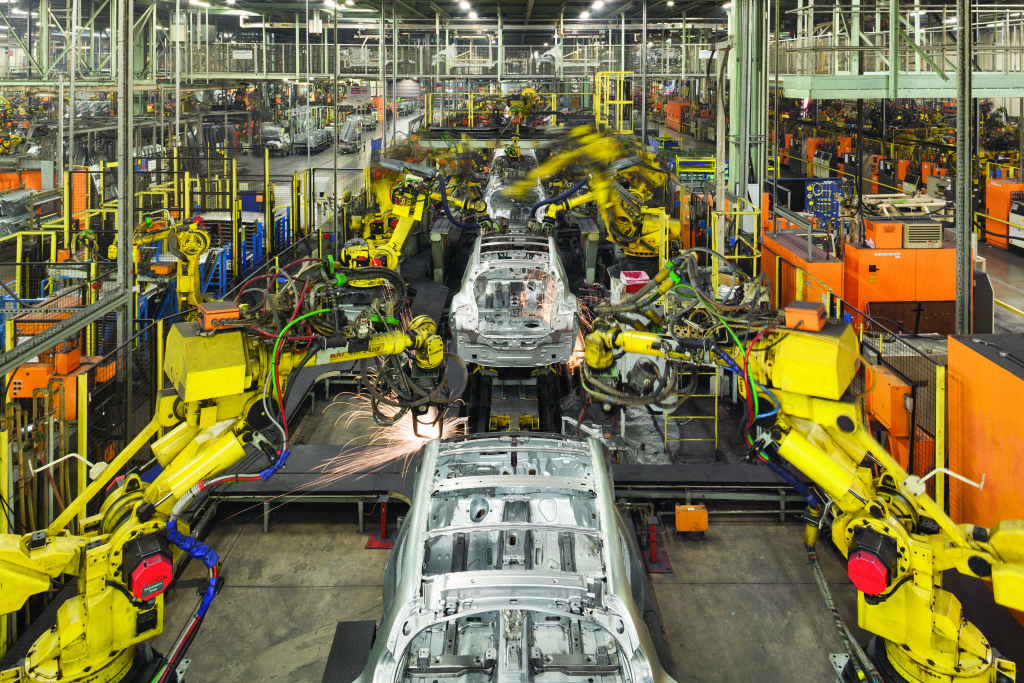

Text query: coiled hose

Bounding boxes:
[529,176,590,222]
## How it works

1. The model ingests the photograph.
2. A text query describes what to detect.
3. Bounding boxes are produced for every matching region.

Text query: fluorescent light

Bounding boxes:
[722,2,732,8]
[459,0,469,7]
[226,0,235,4]
[190,0,210,6]
[345,0,354,5]
[543,41,548,46]
[593,0,603,8]
[581,10,590,18]
[667,1,674,5]
[325,0,335,6]
[468,10,476,17]
[11,8,25,14]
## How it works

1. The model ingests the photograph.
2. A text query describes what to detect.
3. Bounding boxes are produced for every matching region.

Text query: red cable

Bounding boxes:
[743,324,777,434]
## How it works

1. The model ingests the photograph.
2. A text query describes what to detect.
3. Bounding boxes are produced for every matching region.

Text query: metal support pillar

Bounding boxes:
[641,0,647,141]
[498,13,503,79]
[175,0,180,146]
[621,13,625,72]
[888,0,898,97]
[393,2,398,145]
[730,0,764,207]
[116,0,133,346]
[954,0,972,333]
[380,6,386,134]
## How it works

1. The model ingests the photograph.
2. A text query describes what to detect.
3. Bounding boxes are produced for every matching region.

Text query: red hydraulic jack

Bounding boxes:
[365,494,394,549]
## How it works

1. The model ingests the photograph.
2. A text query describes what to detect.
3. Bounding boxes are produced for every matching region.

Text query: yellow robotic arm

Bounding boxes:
[508,127,680,258]
[582,256,1024,683]
[343,159,482,272]
[0,299,459,683]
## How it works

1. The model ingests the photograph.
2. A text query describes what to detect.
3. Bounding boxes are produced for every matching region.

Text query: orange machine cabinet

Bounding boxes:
[865,365,912,438]
[761,232,844,306]
[948,336,1024,527]
[949,335,1024,629]
[864,219,903,249]
[985,179,1024,249]
[665,101,685,132]
[805,138,825,174]
[921,162,947,184]
[9,355,101,419]
[844,240,956,314]
[844,244,918,310]
[675,504,709,533]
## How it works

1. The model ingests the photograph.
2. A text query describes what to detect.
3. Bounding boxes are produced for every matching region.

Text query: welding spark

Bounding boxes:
[305,392,464,490]
[567,299,596,374]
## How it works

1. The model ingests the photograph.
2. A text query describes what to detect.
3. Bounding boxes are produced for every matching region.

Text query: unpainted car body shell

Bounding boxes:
[352,433,678,683]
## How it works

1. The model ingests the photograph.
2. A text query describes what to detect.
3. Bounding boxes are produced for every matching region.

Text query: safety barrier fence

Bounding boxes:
[2,263,119,354]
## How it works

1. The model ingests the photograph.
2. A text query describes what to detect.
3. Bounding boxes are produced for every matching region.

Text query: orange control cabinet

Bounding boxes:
[865,364,912,439]
[844,240,956,314]
[805,138,825,173]
[784,301,826,331]
[985,179,1024,249]
[675,504,709,533]
[864,219,903,249]
[920,162,947,184]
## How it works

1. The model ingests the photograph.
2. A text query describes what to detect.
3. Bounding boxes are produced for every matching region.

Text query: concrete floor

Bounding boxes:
[153,504,863,683]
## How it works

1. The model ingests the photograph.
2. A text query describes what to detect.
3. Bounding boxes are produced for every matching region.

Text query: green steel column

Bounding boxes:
[954,0,972,333]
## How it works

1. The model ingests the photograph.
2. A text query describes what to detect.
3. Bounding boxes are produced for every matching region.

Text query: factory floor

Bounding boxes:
[152,396,865,683]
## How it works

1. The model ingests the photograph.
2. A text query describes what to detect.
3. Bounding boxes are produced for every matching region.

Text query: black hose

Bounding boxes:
[529,176,589,221]
[280,341,321,420]
[437,174,478,230]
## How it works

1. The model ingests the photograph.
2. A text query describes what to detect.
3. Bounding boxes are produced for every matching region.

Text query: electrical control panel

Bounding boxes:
[804,179,843,222]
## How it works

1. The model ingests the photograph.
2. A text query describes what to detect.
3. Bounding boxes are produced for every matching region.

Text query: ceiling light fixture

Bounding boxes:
[721,2,732,7]
[460,0,469,8]
[593,0,603,8]
[469,10,477,17]
[189,0,210,7]
[667,1,674,5]
[581,10,590,18]
[543,41,548,45]
[325,0,335,6]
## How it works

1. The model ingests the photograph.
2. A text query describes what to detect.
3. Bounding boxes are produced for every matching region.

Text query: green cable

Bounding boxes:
[686,285,761,432]
[272,308,331,400]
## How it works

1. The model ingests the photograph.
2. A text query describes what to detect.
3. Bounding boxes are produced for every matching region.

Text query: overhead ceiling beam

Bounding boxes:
[393,0,428,19]
[428,1,451,19]
[607,1,635,18]
[524,0,536,24]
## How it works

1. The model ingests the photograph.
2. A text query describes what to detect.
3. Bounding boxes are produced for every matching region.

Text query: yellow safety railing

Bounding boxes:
[710,194,761,294]
[595,72,635,135]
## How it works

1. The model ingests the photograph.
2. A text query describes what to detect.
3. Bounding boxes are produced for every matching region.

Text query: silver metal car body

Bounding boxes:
[354,433,677,683]
[450,148,578,368]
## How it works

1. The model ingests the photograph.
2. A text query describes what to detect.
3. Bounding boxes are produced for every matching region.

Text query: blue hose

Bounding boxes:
[437,174,479,230]
[166,518,219,617]
[529,176,589,221]
[259,448,291,481]
[752,381,780,419]
[763,457,820,509]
